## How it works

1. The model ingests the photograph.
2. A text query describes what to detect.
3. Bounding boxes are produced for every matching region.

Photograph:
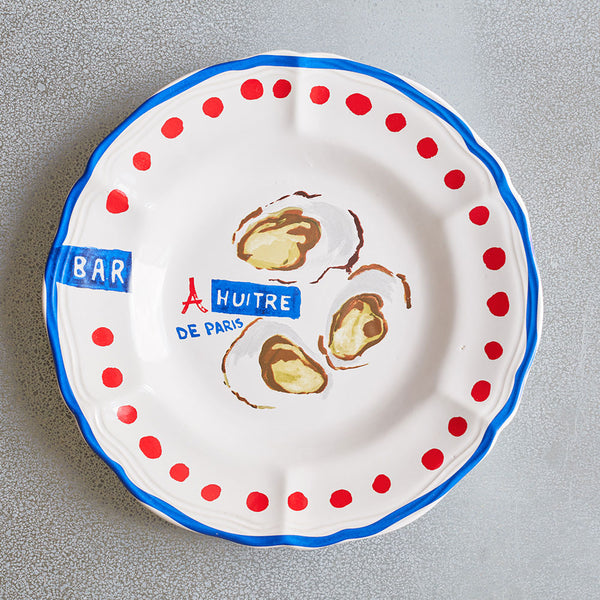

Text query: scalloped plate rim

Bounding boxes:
[43,51,542,548]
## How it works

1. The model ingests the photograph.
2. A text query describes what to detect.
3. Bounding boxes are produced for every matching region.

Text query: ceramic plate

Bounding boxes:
[44,52,541,547]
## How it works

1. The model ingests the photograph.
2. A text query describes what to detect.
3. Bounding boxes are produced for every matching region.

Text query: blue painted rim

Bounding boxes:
[44,53,541,548]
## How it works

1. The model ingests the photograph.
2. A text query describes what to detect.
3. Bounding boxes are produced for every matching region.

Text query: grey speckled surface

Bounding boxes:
[1,1,598,598]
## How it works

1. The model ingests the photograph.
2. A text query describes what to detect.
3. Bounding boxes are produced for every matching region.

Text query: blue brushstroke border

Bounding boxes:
[44,54,541,548]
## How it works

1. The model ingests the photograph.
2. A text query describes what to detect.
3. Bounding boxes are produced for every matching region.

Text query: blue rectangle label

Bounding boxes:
[211,279,300,319]
[52,245,132,292]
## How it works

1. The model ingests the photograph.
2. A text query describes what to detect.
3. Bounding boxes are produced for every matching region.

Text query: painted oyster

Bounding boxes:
[328,293,388,361]
[232,191,363,284]
[222,319,329,409]
[318,264,411,370]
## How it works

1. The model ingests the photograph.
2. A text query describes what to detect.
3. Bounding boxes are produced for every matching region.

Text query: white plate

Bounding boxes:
[44,52,542,547]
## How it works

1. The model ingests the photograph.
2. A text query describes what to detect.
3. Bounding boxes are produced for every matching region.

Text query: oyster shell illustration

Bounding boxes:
[328,293,388,361]
[259,335,328,394]
[222,319,329,409]
[232,191,363,284]
[318,264,411,370]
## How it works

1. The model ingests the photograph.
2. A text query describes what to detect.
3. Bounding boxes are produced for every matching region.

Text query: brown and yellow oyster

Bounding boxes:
[318,265,411,370]
[328,293,388,361]
[222,320,329,409]
[259,335,328,394]
[237,209,322,272]
[232,191,363,284]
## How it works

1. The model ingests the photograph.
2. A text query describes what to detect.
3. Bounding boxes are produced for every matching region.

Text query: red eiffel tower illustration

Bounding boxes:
[181,277,208,314]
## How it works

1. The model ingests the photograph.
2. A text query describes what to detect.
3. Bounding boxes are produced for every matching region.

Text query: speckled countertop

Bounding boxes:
[1,2,598,598]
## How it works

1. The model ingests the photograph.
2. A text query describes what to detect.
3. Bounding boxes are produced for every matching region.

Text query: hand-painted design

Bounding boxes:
[51,245,132,293]
[222,319,328,409]
[421,448,444,470]
[417,137,438,158]
[211,279,301,319]
[487,291,510,316]
[483,247,506,270]
[202,97,224,118]
[330,489,352,508]
[161,117,183,138]
[328,294,387,361]
[444,169,465,189]
[169,463,190,482]
[240,78,263,100]
[319,264,411,371]
[308,209,364,285]
[471,380,491,402]
[109,79,436,509]
[310,85,330,104]
[201,484,221,501]
[102,367,123,388]
[448,417,467,437]
[233,192,363,285]
[287,492,308,511]
[349,264,412,309]
[182,277,209,314]
[317,336,365,371]
[273,79,291,98]
[385,112,407,132]
[246,491,269,512]
[117,405,137,424]
[42,53,541,547]
[139,436,162,459]
[200,483,221,502]
[106,189,129,214]
[92,327,114,346]
[372,474,391,494]
[469,205,489,225]
[132,151,151,171]
[221,318,272,409]
[397,274,412,309]
[484,341,503,360]
[345,93,372,115]
[236,209,322,271]
[259,335,328,394]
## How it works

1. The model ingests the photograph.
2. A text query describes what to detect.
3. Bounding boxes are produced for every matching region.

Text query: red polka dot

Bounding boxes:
[102,367,122,388]
[133,152,151,171]
[483,247,506,270]
[201,484,221,501]
[385,112,406,132]
[116,405,137,424]
[106,189,129,214]
[417,137,438,158]
[139,436,161,459]
[246,491,269,512]
[484,341,503,360]
[161,117,183,138]
[330,489,352,508]
[372,474,391,494]
[422,448,444,470]
[273,79,292,98]
[92,327,113,346]
[203,97,224,118]
[469,205,490,225]
[346,93,372,115]
[169,463,189,482]
[448,417,468,437]
[487,292,510,316]
[471,380,491,402]
[310,85,330,104]
[287,492,308,511]
[444,169,465,189]
[241,79,263,100]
